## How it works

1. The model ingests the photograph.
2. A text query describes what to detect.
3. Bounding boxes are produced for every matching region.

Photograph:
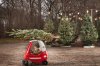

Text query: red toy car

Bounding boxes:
[22,40,48,66]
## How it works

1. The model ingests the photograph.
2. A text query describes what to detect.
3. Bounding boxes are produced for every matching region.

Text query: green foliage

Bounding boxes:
[8,29,53,42]
[44,19,54,33]
[42,33,53,42]
[80,14,98,45]
[95,19,100,40]
[58,17,75,45]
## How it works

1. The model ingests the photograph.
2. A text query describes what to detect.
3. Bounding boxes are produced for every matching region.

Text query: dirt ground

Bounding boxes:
[0,42,100,66]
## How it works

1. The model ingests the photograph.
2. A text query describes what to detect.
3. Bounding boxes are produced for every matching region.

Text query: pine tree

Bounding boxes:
[95,19,100,40]
[80,14,98,46]
[44,19,54,33]
[58,17,74,45]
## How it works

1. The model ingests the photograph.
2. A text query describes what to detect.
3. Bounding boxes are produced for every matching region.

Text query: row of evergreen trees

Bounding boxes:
[44,14,98,46]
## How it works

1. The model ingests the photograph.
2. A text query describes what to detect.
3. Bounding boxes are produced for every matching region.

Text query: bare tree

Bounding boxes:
[0,0,100,38]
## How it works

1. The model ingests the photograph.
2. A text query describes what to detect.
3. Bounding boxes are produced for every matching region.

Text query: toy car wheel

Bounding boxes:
[42,61,48,65]
[22,60,28,66]
[28,61,34,66]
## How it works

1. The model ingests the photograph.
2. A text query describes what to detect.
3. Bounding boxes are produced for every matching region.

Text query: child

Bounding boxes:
[30,41,41,54]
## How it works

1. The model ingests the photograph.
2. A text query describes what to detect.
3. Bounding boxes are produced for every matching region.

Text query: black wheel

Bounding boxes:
[28,61,34,66]
[42,61,48,65]
[22,60,28,66]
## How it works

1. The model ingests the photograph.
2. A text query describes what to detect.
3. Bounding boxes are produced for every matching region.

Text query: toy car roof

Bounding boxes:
[29,40,40,42]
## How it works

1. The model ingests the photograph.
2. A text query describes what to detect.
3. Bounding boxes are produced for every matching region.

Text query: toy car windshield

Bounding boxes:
[30,40,46,54]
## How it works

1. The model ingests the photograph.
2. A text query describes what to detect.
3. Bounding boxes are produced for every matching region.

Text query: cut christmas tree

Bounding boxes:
[80,14,98,46]
[58,16,74,46]
[44,18,54,33]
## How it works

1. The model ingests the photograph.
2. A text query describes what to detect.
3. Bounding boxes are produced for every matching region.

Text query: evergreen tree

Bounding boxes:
[58,17,74,45]
[44,19,54,33]
[95,19,100,40]
[80,14,98,45]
